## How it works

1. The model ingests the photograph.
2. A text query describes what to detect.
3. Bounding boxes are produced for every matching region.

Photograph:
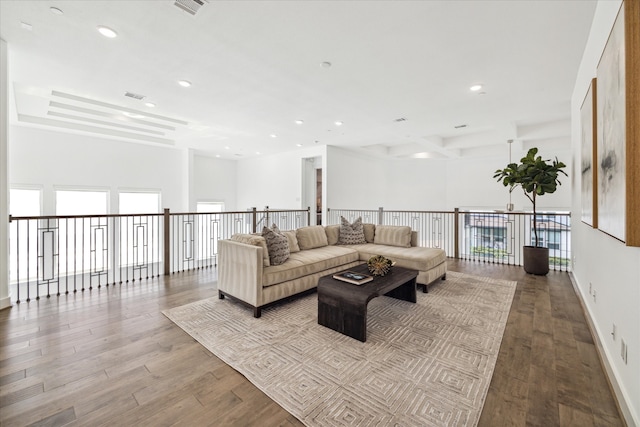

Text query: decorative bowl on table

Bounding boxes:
[367,255,394,276]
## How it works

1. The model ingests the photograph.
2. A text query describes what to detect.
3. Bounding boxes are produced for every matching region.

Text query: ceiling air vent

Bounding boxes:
[124,91,145,100]
[174,0,207,16]
[394,117,407,122]
[454,124,468,129]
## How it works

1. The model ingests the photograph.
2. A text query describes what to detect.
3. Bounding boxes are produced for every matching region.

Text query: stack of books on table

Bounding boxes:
[332,271,373,285]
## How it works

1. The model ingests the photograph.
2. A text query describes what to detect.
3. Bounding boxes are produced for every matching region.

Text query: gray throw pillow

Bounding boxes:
[338,216,366,245]
[262,224,290,265]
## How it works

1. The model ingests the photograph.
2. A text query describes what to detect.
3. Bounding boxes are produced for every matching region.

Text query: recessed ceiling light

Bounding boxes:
[296,143,303,147]
[224,146,230,150]
[334,121,343,126]
[144,102,156,108]
[20,22,33,31]
[270,134,277,138]
[50,7,64,15]
[295,120,304,125]
[97,26,118,38]
[215,154,221,158]
[470,84,483,92]
[123,112,144,118]
[256,151,261,155]
[178,80,191,87]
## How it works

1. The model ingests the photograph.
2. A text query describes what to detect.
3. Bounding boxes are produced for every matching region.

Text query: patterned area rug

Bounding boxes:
[163,271,516,426]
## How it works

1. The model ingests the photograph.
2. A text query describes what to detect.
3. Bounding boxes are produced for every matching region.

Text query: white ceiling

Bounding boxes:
[0,0,597,160]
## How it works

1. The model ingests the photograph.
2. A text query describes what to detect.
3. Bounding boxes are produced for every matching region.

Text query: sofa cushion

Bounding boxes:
[262,225,290,266]
[296,225,329,250]
[230,233,270,267]
[325,225,340,245]
[351,243,446,271]
[364,223,375,243]
[262,246,359,287]
[374,225,412,248]
[281,230,300,253]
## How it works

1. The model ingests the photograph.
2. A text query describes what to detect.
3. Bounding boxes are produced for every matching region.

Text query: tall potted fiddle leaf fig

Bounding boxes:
[493,147,567,275]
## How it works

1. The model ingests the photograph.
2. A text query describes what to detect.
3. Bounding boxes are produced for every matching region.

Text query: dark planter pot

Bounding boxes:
[523,246,549,275]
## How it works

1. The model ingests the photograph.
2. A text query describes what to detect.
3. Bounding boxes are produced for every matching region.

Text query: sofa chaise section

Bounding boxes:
[349,243,447,292]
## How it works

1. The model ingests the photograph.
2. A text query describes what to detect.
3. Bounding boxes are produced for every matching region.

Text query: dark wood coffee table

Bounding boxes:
[317,263,418,342]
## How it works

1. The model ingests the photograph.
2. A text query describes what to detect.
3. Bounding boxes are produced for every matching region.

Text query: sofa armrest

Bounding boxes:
[218,239,264,307]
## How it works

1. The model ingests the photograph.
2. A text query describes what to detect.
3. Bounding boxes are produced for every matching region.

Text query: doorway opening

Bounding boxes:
[302,156,322,225]
[316,168,322,225]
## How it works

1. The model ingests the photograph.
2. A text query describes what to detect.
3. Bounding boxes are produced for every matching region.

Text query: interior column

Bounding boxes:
[0,39,11,309]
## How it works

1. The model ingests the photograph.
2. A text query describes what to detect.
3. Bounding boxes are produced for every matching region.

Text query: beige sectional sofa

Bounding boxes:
[218,224,447,317]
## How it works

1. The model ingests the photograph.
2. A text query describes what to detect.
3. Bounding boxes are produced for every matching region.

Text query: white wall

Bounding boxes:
[7,122,573,221]
[447,146,573,211]
[325,146,449,210]
[571,1,639,425]
[9,126,187,213]
[326,147,388,210]
[236,146,326,211]
[193,154,238,211]
[325,145,571,213]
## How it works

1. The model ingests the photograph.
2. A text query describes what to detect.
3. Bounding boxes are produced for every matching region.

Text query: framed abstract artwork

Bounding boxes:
[626,0,640,247]
[580,78,597,228]
[596,0,640,246]
[597,3,625,242]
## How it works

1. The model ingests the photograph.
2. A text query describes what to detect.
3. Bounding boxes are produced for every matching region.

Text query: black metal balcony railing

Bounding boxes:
[8,206,570,304]
[9,213,164,302]
[328,208,571,271]
[8,208,310,303]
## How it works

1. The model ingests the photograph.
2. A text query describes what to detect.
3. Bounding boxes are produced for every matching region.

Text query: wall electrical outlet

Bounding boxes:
[589,282,592,295]
[621,339,628,364]
[612,323,616,341]
[593,289,596,303]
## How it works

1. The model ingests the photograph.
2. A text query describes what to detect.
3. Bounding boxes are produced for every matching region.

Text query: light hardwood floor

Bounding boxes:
[0,260,624,426]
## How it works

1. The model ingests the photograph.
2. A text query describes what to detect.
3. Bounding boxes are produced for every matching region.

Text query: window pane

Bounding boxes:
[56,190,108,215]
[548,231,561,243]
[10,189,41,216]
[120,192,160,214]
[197,202,224,213]
[9,189,42,284]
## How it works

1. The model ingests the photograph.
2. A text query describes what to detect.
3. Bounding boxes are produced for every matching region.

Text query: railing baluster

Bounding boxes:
[14,217,20,303]
[36,218,40,300]
[26,219,30,302]
[56,217,60,296]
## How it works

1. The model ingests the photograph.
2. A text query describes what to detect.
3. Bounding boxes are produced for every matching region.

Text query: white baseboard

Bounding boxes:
[569,272,636,427]
[0,294,12,311]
